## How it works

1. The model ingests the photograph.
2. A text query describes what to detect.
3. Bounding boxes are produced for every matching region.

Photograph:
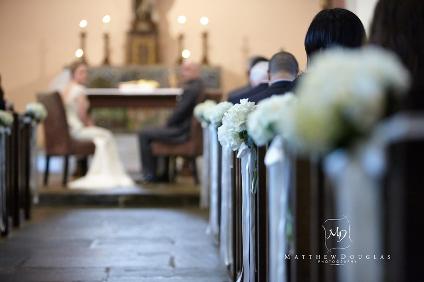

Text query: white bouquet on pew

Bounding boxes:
[25,102,47,122]
[218,99,256,151]
[0,110,13,127]
[247,94,297,146]
[289,46,410,154]
[194,100,217,126]
[203,101,233,128]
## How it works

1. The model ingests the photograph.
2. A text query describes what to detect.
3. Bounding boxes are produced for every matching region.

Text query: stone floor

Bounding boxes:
[37,176,200,207]
[0,207,229,282]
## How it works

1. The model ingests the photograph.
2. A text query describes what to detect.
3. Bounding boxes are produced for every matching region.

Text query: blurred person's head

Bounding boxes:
[69,61,88,85]
[305,8,366,63]
[249,61,269,87]
[247,56,268,83]
[268,51,299,82]
[181,61,201,82]
[370,0,424,92]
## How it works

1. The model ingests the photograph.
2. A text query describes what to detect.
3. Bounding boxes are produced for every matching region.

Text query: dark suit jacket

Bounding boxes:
[165,78,204,137]
[0,86,5,110]
[227,84,251,102]
[228,83,268,104]
[249,80,295,103]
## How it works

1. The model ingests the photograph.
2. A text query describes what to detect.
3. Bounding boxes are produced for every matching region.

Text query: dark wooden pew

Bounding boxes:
[0,125,9,236]
[255,146,268,282]
[384,139,424,282]
[232,152,243,281]
[1,111,37,237]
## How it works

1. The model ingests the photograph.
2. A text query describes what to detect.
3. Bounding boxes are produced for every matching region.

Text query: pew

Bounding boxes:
[384,139,424,282]
[255,146,268,282]
[0,125,9,236]
[0,110,39,237]
[232,152,243,281]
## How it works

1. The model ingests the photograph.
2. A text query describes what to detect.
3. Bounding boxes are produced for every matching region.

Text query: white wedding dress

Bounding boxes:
[63,83,134,190]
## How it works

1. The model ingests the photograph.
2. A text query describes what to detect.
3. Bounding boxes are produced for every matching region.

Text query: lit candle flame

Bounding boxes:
[75,48,84,58]
[182,49,191,59]
[200,16,209,26]
[79,19,88,29]
[177,15,187,24]
[102,14,111,24]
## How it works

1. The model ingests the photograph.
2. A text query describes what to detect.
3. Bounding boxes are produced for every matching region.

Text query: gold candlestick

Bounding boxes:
[79,20,88,63]
[201,31,209,65]
[176,33,185,65]
[200,17,210,65]
[320,0,332,9]
[102,33,111,65]
[102,15,111,65]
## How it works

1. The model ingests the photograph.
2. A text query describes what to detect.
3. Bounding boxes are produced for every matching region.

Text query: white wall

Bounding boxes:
[0,0,132,111]
[346,0,379,33]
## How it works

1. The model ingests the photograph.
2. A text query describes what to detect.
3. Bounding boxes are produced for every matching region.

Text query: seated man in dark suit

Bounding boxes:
[228,60,269,104]
[0,74,6,110]
[227,55,268,102]
[249,51,298,103]
[138,62,204,182]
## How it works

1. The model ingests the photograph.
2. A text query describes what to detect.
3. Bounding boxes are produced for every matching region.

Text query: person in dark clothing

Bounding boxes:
[368,2,424,281]
[227,56,268,103]
[370,0,424,111]
[249,51,299,103]
[138,62,204,182]
[0,74,5,110]
[292,8,366,89]
[228,60,269,103]
[304,8,366,64]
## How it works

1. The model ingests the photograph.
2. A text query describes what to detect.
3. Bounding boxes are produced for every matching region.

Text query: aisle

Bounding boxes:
[0,208,229,282]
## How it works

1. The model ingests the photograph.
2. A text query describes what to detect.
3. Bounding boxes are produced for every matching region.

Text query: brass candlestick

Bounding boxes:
[102,32,111,65]
[176,33,185,65]
[201,31,209,65]
[320,0,332,9]
[79,30,88,63]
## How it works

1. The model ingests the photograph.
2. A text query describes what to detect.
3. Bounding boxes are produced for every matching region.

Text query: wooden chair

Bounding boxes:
[151,117,203,184]
[37,92,95,187]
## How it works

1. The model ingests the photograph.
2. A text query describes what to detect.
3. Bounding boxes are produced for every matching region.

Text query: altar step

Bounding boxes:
[37,176,200,208]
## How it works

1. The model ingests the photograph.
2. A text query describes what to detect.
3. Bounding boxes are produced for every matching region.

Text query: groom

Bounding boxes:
[138,62,204,182]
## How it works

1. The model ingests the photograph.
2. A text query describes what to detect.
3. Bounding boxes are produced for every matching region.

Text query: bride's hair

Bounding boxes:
[69,61,87,78]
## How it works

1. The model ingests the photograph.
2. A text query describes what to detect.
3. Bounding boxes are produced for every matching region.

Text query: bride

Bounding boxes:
[58,61,134,189]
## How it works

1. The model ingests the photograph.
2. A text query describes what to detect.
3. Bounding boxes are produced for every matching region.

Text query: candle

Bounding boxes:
[102,14,111,32]
[79,19,88,29]
[75,48,84,58]
[200,16,209,27]
[182,49,191,59]
[177,15,187,25]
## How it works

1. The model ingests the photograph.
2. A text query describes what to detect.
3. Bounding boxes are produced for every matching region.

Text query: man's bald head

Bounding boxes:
[181,61,201,82]
[268,51,299,81]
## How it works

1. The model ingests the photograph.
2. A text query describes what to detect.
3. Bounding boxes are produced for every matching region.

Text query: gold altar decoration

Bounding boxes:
[126,0,159,65]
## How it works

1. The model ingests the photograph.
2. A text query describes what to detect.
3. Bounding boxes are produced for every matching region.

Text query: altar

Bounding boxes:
[85,65,222,131]
[87,88,222,109]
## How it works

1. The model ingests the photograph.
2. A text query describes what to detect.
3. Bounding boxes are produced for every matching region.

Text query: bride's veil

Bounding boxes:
[48,68,71,93]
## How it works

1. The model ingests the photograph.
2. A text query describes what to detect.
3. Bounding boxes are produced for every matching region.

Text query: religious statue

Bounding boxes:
[135,0,158,23]
[126,0,159,65]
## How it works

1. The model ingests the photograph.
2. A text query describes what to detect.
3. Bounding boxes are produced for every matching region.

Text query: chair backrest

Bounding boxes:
[188,92,208,156]
[37,92,71,155]
[190,117,203,156]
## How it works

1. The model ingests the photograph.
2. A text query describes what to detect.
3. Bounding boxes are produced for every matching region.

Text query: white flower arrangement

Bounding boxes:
[203,101,233,128]
[25,102,47,121]
[290,46,410,154]
[247,94,297,146]
[194,100,217,126]
[218,99,256,151]
[0,110,14,127]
